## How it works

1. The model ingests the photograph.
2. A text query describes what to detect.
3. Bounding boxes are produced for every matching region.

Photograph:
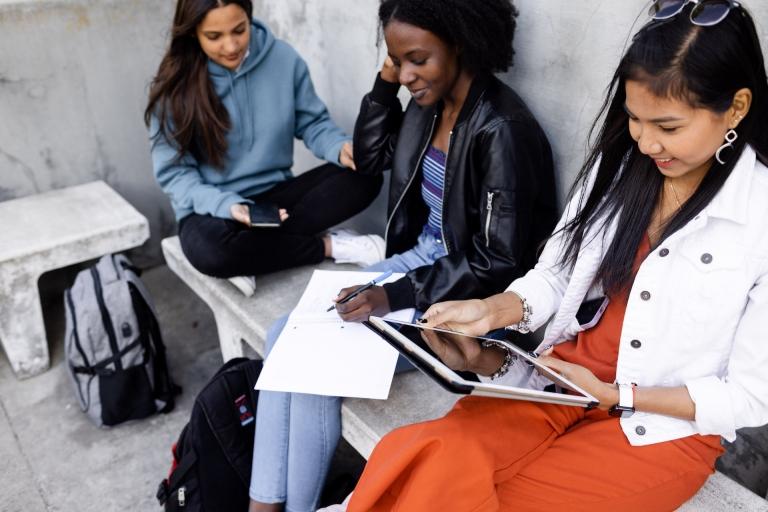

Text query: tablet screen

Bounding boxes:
[378,319,595,399]
[381,319,481,383]
[366,317,599,407]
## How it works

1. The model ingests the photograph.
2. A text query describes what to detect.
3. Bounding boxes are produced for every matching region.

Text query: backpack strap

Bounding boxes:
[65,288,96,410]
[65,288,93,373]
[129,283,182,411]
[71,338,145,376]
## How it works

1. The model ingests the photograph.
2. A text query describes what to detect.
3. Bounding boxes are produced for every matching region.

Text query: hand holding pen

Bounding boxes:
[329,270,394,323]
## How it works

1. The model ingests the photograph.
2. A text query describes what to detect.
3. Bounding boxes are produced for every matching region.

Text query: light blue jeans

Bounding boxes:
[249,231,447,511]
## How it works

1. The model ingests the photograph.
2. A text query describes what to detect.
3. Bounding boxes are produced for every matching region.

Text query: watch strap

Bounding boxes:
[617,382,634,409]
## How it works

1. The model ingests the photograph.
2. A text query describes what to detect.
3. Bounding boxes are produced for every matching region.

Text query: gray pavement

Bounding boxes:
[0,264,222,512]
[0,264,362,512]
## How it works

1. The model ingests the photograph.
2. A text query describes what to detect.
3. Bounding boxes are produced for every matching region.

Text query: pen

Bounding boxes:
[326,270,394,312]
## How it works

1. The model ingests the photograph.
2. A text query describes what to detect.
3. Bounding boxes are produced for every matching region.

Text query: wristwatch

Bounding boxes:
[608,383,636,418]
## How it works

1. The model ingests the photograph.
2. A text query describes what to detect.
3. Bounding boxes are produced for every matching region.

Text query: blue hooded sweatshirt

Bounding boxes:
[150,19,349,221]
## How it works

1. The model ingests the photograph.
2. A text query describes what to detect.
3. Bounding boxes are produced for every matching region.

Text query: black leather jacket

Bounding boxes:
[353,73,557,311]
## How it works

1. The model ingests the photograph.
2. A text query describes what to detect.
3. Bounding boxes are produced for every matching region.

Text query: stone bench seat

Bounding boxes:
[0,181,149,379]
[161,235,768,511]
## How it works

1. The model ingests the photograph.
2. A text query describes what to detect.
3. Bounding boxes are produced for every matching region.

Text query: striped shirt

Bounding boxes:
[421,146,446,239]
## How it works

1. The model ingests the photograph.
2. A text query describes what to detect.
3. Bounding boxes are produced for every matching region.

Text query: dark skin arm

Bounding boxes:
[334,285,391,322]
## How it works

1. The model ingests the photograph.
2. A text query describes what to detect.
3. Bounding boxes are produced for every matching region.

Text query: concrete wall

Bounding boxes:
[1,0,768,264]
[2,0,768,496]
[0,0,177,266]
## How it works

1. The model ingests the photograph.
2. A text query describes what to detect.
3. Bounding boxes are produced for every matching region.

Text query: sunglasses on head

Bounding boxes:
[648,0,740,26]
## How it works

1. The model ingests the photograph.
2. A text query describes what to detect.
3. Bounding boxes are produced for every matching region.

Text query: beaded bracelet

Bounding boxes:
[481,340,515,380]
[505,291,532,334]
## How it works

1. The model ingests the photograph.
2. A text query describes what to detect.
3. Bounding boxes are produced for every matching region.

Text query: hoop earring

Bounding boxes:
[715,129,738,165]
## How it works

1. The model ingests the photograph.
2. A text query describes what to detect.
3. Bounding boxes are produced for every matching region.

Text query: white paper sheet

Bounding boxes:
[255,270,414,399]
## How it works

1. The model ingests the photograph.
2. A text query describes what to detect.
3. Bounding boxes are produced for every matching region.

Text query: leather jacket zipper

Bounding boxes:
[385,113,438,250]
[485,191,495,247]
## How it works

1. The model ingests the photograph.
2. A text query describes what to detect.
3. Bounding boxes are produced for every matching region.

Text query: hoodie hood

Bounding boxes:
[207,19,275,148]
[208,18,275,95]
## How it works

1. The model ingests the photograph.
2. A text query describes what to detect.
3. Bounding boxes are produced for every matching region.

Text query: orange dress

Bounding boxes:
[348,236,723,512]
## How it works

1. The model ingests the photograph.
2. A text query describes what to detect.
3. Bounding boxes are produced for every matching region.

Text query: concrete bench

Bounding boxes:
[0,181,149,379]
[161,235,768,511]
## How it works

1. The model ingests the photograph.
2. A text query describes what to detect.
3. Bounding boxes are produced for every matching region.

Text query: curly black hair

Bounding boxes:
[378,0,519,74]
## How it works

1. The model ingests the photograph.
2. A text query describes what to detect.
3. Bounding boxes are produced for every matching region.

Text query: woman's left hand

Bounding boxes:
[420,328,487,372]
[340,141,356,171]
[536,348,618,410]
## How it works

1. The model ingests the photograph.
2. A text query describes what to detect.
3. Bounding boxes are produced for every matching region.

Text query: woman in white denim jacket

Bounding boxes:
[344,2,768,511]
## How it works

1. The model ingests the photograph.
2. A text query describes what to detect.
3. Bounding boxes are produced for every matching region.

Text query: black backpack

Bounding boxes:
[64,254,181,427]
[157,357,262,511]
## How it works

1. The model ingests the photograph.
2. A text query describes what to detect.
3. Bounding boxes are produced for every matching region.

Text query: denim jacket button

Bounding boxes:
[640,291,651,301]
[659,248,669,257]
[701,253,713,264]
[635,426,646,435]
[630,339,642,349]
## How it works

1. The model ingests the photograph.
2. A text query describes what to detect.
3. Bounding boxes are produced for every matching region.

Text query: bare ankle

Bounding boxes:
[248,499,283,512]
[323,234,333,258]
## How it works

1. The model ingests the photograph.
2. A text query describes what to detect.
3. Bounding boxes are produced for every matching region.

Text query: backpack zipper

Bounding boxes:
[384,113,438,250]
[91,266,122,371]
[485,191,495,247]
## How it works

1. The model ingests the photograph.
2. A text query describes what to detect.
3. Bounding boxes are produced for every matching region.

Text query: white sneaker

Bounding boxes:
[227,275,256,297]
[330,229,386,267]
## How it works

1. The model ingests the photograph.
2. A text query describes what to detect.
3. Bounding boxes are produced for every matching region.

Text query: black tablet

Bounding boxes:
[365,317,599,408]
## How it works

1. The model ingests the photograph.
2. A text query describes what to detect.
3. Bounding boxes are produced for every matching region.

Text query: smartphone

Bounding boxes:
[248,201,281,228]
[575,296,609,329]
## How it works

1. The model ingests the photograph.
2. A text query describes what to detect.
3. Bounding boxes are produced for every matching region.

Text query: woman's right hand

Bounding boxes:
[421,292,525,337]
[230,203,251,226]
[420,299,493,337]
[380,56,399,83]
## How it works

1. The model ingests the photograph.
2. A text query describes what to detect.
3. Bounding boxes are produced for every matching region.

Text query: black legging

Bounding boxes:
[178,163,382,277]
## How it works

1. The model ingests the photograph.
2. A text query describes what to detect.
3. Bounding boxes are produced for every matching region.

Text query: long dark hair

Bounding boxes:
[144,0,253,168]
[560,3,768,294]
[378,0,519,74]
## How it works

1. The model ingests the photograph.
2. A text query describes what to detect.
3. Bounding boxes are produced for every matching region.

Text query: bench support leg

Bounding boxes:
[0,273,50,379]
[213,310,245,362]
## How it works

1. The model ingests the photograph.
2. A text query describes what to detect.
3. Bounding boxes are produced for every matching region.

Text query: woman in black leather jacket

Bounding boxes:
[334,0,558,322]
[249,2,557,511]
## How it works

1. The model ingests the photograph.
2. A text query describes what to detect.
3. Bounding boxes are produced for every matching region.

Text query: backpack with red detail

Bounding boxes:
[157,357,262,511]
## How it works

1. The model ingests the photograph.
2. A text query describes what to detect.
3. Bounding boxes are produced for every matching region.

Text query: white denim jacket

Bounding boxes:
[504,146,768,446]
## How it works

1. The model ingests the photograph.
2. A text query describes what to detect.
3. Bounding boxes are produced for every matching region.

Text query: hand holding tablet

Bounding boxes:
[365,317,599,408]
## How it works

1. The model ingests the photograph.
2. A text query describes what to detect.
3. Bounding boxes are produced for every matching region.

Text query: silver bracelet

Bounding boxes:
[481,340,515,380]
[505,291,532,334]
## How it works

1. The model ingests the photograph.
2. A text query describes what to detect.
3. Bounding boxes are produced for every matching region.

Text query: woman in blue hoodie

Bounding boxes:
[145,0,384,293]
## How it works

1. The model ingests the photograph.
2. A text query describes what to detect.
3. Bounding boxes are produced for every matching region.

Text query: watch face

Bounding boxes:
[608,405,635,418]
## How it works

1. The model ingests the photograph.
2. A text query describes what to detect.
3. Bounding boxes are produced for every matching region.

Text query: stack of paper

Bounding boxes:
[255,270,414,399]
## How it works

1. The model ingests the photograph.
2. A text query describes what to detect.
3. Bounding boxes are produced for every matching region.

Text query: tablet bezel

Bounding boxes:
[366,316,599,408]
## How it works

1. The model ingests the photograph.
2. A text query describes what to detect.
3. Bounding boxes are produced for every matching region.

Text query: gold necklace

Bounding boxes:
[648,180,683,239]
[668,179,683,210]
